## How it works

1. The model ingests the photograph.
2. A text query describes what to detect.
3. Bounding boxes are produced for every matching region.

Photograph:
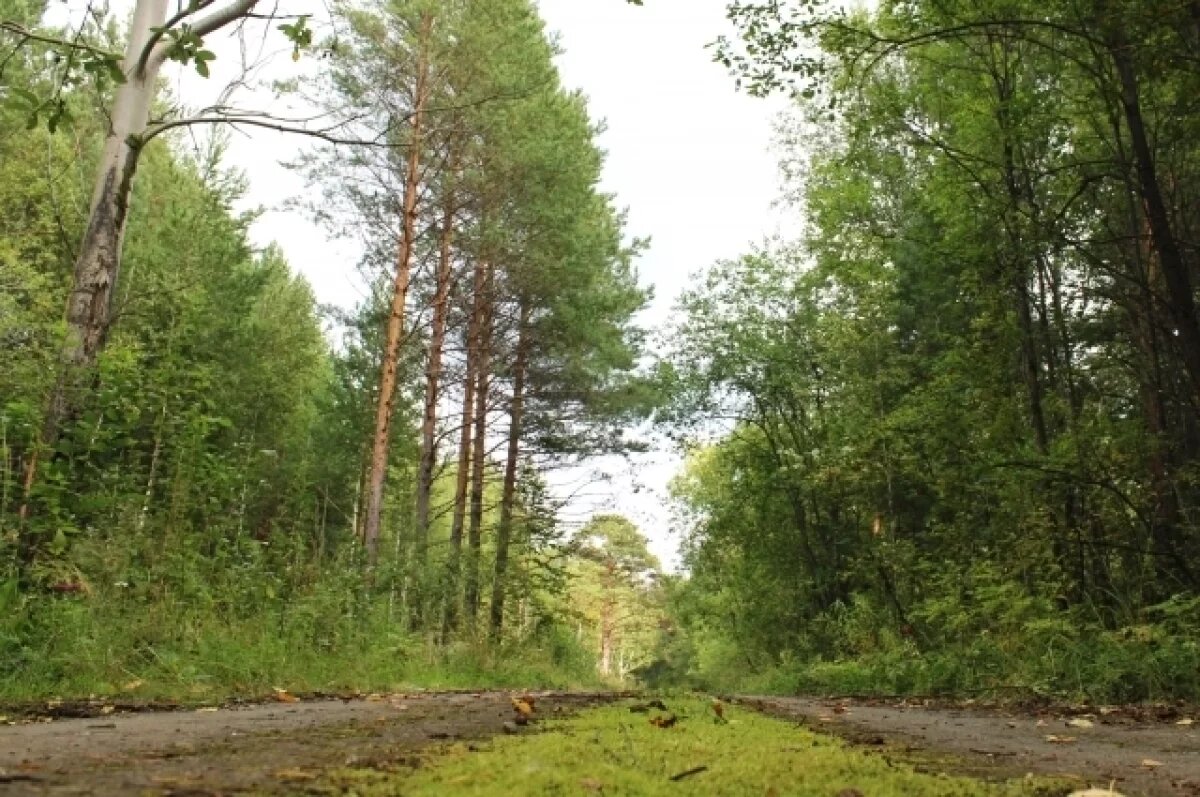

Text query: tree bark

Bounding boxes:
[464,263,494,628]
[488,303,531,638]
[415,155,458,576]
[361,12,431,564]
[442,258,484,637]
[1105,25,1200,408]
[18,0,173,555]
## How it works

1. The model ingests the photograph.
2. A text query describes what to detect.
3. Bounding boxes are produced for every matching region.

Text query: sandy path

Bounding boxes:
[737,695,1200,797]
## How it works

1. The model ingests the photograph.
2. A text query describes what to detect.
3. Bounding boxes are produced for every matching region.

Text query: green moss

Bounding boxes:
[319,698,1062,796]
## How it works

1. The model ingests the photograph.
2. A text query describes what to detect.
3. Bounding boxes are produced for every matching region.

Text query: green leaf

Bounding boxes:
[193,49,215,78]
[8,86,40,109]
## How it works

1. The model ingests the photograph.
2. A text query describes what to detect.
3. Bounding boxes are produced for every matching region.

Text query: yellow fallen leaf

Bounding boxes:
[1140,759,1164,768]
[1176,718,1194,726]
[1067,718,1094,729]
[99,705,115,715]
[273,688,300,704]
[1045,734,1077,743]
[121,679,144,692]
[512,698,534,718]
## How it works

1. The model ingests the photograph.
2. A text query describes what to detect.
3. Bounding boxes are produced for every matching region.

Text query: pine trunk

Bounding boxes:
[488,303,531,638]
[361,13,431,564]
[442,258,485,636]
[464,263,494,628]
[414,160,457,583]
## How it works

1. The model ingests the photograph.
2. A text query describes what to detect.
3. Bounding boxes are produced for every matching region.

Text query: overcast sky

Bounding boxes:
[69,0,794,568]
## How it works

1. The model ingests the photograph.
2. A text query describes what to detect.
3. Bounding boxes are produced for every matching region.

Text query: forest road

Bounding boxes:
[1,691,1196,795]
[0,691,616,795]
[736,695,1200,797]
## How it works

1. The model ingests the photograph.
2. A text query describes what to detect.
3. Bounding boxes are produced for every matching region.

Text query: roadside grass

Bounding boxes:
[0,593,600,705]
[322,697,1068,796]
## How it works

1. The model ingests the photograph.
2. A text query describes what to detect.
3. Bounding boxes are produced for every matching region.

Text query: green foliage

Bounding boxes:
[661,0,1200,703]
[0,0,646,702]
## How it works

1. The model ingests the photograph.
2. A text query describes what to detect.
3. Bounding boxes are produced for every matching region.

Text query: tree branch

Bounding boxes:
[144,0,263,70]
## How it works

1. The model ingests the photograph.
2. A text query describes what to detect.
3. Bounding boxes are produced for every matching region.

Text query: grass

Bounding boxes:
[320,697,1067,796]
[0,592,601,705]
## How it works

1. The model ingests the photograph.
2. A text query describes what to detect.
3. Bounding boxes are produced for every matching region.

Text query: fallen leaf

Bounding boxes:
[121,679,144,692]
[512,698,534,718]
[99,705,115,716]
[1045,734,1077,744]
[1140,759,1164,768]
[1036,719,1047,727]
[818,715,835,722]
[1176,718,1194,726]
[1068,790,1125,797]
[273,688,299,704]
[195,707,219,713]
[1067,718,1095,729]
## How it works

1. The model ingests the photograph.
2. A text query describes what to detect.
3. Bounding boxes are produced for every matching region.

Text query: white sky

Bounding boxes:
[56,0,794,569]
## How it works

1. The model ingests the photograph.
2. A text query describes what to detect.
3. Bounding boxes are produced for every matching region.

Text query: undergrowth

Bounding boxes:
[0,536,600,703]
[674,591,1200,704]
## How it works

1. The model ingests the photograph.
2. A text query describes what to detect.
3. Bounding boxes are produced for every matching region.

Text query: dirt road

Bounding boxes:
[738,696,1200,797]
[0,692,1196,795]
[0,691,612,795]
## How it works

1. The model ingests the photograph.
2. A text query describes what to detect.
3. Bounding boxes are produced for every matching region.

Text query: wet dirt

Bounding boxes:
[0,691,617,795]
[735,695,1200,797]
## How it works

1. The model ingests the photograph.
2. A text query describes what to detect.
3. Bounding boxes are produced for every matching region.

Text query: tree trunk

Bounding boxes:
[361,13,431,564]
[414,154,458,611]
[599,560,616,676]
[488,303,531,638]
[1105,26,1200,407]
[442,258,484,637]
[464,263,494,628]
[18,0,169,541]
